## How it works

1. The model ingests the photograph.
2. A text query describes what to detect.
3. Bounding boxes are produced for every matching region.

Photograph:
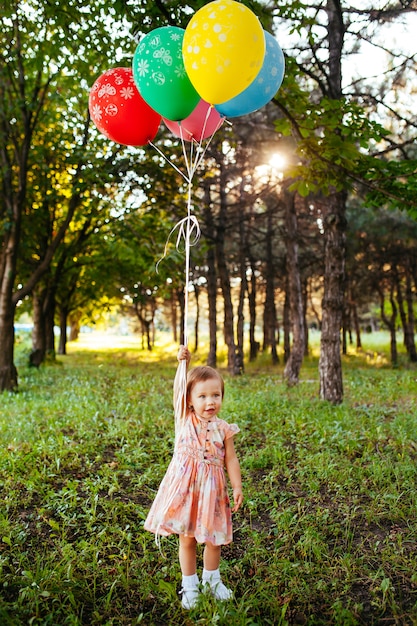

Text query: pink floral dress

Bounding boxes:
[144,410,240,545]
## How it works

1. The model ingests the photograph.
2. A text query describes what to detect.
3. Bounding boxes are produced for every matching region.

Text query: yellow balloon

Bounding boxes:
[183,0,265,105]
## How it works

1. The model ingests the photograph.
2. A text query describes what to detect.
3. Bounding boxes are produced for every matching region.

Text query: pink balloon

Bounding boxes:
[89,68,161,146]
[163,100,223,142]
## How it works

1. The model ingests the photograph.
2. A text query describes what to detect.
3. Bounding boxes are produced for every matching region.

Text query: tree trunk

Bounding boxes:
[389,287,398,366]
[404,260,417,362]
[176,287,185,345]
[194,284,200,352]
[170,293,178,344]
[44,289,56,359]
[283,283,291,364]
[30,284,56,365]
[216,168,241,375]
[283,189,305,386]
[0,304,18,391]
[309,277,322,330]
[151,300,156,348]
[411,255,417,294]
[203,182,217,368]
[31,291,45,358]
[58,307,68,355]
[206,243,217,368]
[236,278,245,373]
[263,203,279,364]
[318,190,346,404]
[144,320,152,351]
[134,302,153,351]
[30,287,47,367]
[351,289,362,350]
[378,283,398,366]
[216,225,240,375]
[236,215,247,373]
[69,310,82,342]
[392,263,414,358]
[302,278,309,356]
[342,302,348,356]
[318,0,347,404]
[216,242,236,373]
[248,257,259,361]
[0,224,20,390]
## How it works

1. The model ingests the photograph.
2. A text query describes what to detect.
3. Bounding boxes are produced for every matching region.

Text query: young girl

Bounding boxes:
[144,345,243,609]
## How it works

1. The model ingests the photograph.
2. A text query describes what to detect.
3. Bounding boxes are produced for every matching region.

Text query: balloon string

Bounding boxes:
[173,178,196,434]
[179,125,193,182]
[148,141,191,184]
[183,179,193,347]
[176,106,224,181]
[149,118,222,427]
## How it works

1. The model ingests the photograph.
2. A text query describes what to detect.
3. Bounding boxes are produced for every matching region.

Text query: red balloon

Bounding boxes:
[163,100,223,142]
[89,67,161,146]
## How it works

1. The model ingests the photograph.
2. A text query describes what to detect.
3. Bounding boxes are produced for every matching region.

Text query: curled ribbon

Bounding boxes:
[156,213,201,273]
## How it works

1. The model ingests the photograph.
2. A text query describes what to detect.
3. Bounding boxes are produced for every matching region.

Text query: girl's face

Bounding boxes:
[189,378,223,421]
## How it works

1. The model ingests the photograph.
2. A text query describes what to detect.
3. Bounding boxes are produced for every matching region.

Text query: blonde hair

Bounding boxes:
[187,366,225,403]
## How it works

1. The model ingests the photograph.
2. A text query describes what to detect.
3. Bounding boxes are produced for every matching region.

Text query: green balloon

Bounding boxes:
[133,26,200,122]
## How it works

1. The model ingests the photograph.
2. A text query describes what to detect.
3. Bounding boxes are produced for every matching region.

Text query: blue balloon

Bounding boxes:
[215,31,285,118]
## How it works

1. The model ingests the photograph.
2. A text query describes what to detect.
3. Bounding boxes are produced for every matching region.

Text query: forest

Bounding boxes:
[1,1,416,403]
[1,3,417,624]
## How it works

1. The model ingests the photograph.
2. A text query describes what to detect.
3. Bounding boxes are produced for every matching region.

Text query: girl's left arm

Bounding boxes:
[225,437,243,513]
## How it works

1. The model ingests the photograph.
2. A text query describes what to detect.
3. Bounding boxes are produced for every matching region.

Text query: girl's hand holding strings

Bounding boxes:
[177,345,191,364]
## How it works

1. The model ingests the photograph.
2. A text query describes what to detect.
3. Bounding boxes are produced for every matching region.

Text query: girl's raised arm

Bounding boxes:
[173,345,191,417]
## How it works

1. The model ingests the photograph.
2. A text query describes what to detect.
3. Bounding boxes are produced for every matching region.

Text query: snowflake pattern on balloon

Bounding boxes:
[120,86,135,99]
[174,65,187,79]
[136,59,150,77]
[91,103,102,122]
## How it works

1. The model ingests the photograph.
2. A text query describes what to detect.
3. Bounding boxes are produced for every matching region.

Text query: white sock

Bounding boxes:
[202,568,221,584]
[181,573,200,610]
[182,573,199,589]
[202,568,232,600]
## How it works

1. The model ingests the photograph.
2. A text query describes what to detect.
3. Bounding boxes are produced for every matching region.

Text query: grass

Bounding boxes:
[0,330,416,625]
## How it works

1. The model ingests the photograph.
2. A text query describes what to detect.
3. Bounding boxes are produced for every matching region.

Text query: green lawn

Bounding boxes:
[1,332,416,625]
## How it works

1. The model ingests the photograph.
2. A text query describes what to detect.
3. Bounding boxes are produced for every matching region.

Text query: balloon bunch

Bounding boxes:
[88,0,286,380]
[88,0,285,147]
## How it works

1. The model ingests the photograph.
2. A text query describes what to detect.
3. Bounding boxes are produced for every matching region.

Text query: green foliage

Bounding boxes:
[274,64,390,197]
[270,4,416,214]
[1,0,191,350]
[116,0,273,36]
[1,334,416,624]
[359,157,417,216]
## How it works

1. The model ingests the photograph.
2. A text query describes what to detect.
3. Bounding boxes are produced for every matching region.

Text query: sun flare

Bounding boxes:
[268,152,286,171]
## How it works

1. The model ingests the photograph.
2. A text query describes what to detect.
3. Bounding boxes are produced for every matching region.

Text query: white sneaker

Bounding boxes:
[203,579,233,601]
[180,586,200,609]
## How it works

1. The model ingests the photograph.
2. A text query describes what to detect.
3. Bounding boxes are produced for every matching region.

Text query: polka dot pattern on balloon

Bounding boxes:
[182,0,266,105]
